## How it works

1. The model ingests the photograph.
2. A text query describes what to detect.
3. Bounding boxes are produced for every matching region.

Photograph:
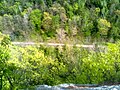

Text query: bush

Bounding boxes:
[1,38,120,89]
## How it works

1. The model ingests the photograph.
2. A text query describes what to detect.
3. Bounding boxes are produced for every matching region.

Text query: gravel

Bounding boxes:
[35,84,120,90]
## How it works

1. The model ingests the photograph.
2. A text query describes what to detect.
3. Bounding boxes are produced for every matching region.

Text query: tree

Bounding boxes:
[0,33,11,90]
[29,9,42,31]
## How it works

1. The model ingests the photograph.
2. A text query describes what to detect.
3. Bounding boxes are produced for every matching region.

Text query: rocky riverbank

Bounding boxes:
[25,84,120,90]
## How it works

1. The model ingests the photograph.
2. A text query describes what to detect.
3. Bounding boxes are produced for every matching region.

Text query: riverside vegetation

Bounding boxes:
[0,33,120,90]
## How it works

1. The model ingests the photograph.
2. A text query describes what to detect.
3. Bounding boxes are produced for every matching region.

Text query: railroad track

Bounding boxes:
[12,42,94,47]
[12,42,105,49]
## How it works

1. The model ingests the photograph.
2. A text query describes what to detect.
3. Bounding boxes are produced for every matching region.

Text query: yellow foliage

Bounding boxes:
[98,18,111,35]
[95,8,100,13]
[99,18,111,28]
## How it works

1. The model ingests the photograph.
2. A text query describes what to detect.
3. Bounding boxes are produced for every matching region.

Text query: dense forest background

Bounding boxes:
[1,0,120,90]
[0,0,120,43]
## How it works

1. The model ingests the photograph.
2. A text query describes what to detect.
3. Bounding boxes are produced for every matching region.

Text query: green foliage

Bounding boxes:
[0,0,120,42]
[29,9,42,31]
[1,34,120,89]
[1,0,120,87]
[36,43,120,84]
[0,33,11,90]
[97,18,111,35]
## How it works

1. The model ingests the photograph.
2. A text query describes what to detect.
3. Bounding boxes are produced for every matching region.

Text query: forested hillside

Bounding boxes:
[1,1,120,89]
[0,0,120,43]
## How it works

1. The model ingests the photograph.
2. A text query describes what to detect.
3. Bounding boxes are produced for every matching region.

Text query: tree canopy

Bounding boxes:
[0,0,120,43]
